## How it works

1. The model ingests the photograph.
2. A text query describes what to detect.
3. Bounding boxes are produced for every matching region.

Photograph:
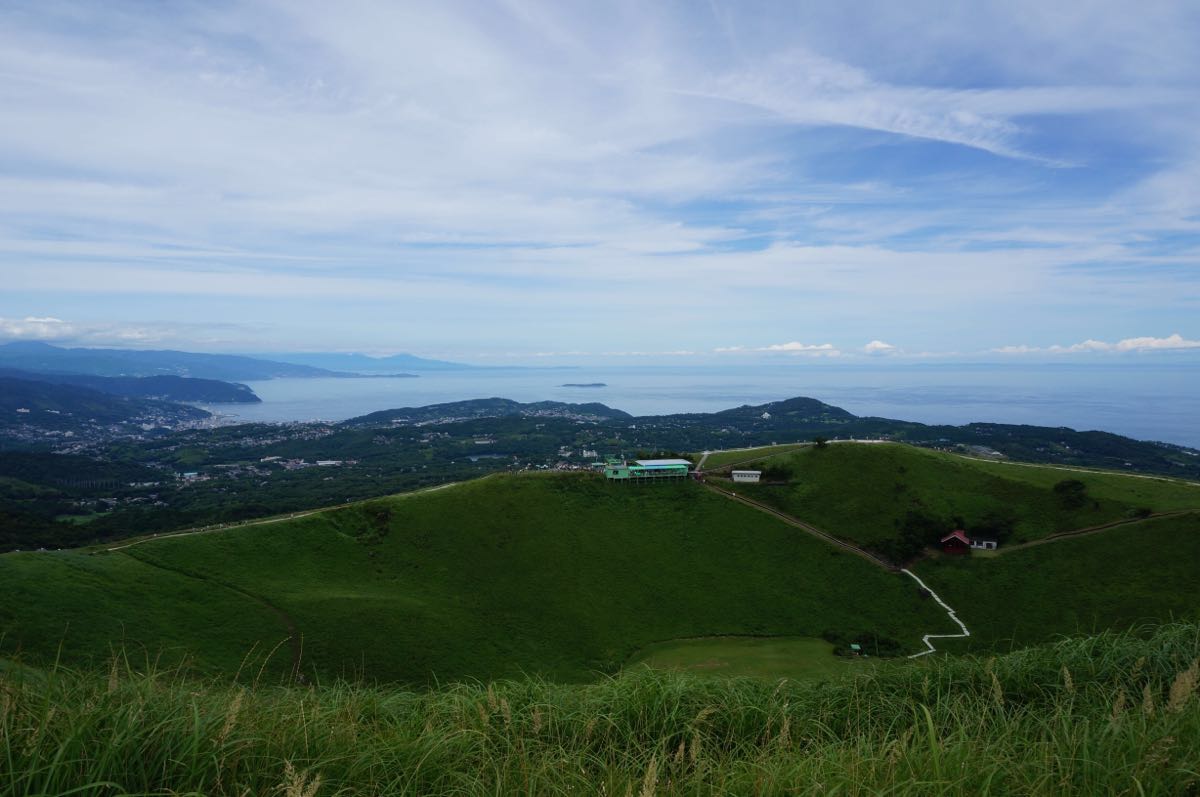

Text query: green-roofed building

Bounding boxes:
[604,458,691,482]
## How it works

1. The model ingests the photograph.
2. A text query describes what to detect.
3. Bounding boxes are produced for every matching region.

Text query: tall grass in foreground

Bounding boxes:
[3,625,1199,796]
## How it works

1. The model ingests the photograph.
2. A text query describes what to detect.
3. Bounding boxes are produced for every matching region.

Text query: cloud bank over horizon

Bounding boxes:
[1,1,1197,361]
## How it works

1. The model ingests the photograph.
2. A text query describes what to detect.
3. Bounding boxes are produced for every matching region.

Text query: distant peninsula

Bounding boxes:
[561,382,606,388]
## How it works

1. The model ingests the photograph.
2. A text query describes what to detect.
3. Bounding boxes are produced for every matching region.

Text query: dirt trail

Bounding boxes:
[701,482,895,570]
[952,454,1200,488]
[697,440,891,473]
[104,510,324,553]
[104,480,466,553]
[997,510,1197,554]
[701,479,974,658]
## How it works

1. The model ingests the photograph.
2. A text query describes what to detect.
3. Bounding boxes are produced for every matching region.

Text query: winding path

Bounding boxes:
[900,568,971,658]
[701,479,972,657]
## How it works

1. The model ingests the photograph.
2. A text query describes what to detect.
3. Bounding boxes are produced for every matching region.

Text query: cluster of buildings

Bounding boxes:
[600,458,765,484]
[603,458,693,481]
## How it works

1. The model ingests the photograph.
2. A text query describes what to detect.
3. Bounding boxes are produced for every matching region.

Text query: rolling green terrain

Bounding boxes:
[698,443,809,470]
[3,447,1199,691]
[727,443,1200,557]
[5,624,1199,795]
[627,636,859,680]
[0,474,951,683]
[914,512,1200,652]
[0,548,286,674]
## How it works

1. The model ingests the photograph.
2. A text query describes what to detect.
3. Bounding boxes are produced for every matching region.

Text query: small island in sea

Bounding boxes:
[561,382,606,388]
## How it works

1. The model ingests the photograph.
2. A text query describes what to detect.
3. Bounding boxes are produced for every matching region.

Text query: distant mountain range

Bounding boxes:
[256,351,475,372]
[0,342,418,380]
[0,368,261,404]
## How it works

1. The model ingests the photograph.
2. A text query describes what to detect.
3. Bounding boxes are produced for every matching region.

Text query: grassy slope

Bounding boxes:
[0,550,285,673]
[734,443,1200,547]
[627,636,858,680]
[5,624,1200,796]
[700,443,808,470]
[0,474,950,683]
[914,513,1200,652]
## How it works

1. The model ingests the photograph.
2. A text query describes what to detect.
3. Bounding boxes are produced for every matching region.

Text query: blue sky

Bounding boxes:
[1,0,1198,364]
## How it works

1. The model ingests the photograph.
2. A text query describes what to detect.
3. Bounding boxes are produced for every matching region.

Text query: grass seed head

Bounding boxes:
[990,671,1005,708]
[107,658,120,694]
[1110,688,1127,723]
[216,689,245,747]
[1166,659,1198,713]
[639,753,659,797]
[279,760,323,797]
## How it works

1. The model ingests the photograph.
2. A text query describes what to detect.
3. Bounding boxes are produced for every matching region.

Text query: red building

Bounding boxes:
[940,529,971,555]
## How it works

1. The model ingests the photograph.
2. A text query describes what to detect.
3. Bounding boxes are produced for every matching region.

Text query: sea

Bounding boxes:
[199,363,1200,449]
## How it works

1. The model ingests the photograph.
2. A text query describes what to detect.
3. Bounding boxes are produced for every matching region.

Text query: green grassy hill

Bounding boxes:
[914,512,1200,652]
[699,443,809,470]
[0,474,951,683]
[725,443,1200,556]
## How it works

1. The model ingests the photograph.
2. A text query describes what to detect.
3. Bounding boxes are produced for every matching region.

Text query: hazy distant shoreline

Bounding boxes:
[195,364,1200,448]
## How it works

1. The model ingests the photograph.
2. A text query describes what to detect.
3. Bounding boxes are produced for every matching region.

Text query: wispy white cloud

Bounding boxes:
[0,1,1197,354]
[0,316,76,340]
[862,340,898,354]
[715,341,841,357]
[758,341,838,354]
[993,333,1200,355]
[0,315,265,348]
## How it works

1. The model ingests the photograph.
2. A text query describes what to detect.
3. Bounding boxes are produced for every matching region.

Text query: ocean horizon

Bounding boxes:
[201,362,1200,449]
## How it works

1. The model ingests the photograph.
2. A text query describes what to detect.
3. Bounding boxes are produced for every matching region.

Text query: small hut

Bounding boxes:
[939,530,971,555]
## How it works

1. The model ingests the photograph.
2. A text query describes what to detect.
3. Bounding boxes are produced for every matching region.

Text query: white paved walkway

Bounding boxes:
[901,568,971,658]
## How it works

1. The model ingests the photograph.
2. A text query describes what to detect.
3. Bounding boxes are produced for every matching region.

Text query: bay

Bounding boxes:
[200,363,1200,448]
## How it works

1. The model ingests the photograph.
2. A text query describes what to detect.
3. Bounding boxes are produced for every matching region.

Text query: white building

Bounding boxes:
[731,470,761,483]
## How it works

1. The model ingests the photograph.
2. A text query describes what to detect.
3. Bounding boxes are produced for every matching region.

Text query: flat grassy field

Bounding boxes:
[732,443,1200,548]
[0,473,951,683]
[914,513,1200,652]
[626,635,867,680]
